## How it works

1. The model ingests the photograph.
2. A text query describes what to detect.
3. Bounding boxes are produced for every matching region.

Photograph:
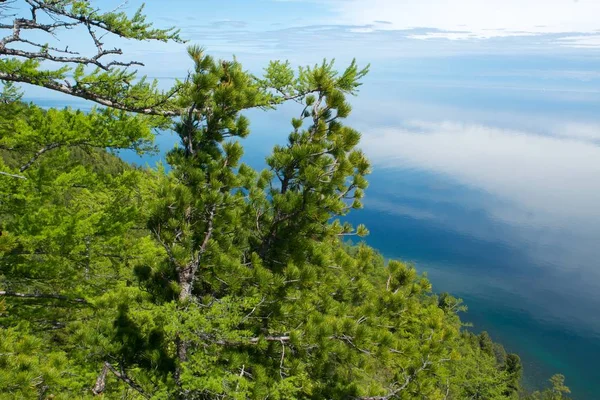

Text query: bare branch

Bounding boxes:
[0,170,26,179]
[19,142,60,172]
[198,333,292,347]
[0,0,184,115]
[358,358,433,400]
[92,362,149,399]
[0,290,87,303]
[279,340,286,379]
[250,335,291,344]
[0,70,178,116]
[91,362,109,396]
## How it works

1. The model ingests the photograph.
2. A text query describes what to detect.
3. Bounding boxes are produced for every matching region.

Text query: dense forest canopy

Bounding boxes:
[0,1,572,399]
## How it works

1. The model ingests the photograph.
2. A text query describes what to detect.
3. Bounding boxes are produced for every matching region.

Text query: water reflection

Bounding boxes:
[347,120,600,396]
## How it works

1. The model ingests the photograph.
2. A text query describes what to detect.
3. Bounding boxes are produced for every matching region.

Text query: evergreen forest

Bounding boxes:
[0,1,573,399]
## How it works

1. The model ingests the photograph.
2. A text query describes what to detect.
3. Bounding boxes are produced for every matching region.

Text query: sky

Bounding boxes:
[15,1,600,73]
[36,0,596,76]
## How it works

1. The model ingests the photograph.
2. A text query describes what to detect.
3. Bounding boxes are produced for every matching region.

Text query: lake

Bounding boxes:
[29,53,600,398]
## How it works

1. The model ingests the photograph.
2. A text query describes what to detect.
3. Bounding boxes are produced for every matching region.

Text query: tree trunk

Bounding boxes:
[92,363,109,395]
[177,262,197,302]
[174,259,198,389]
[174,205,215,391]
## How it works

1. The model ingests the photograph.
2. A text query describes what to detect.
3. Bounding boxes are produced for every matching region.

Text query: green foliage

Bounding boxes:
[527,375,572,400]
[1,103,158,162]
[0,8,571,398]
[63,2,182,42]
[0,326,76,399]
[0,1,184,114]
[0,82,23,104]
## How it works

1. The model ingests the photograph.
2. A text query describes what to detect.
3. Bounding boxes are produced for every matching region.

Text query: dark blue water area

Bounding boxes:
[118,129,179,169]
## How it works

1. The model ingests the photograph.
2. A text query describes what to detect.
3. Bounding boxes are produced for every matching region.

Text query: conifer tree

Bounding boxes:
[0,97,165,397]
[0,0,183,114]
[254,59,370,265]
[527,374,572,400]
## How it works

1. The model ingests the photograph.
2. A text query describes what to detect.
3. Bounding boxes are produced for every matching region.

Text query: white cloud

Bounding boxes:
[364,198,438,220]
[552,122,600,142]
[557,34,600,48]
[407,32,479,40]
[361,120,600,227]
[326,0,600,38]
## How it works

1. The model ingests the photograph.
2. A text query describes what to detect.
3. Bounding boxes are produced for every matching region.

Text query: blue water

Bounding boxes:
[27,53,600,398]
[346,196,600,397]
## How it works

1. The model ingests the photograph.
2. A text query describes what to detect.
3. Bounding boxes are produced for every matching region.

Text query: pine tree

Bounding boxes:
[527,374,571,400]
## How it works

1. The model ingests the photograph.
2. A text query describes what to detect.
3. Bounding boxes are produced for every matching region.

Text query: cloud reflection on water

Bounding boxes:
[362,120,600,226]
[358,119,600,334]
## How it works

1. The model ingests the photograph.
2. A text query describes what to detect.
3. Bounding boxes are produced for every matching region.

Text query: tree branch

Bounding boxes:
[0,70,177,116]
[0,0,184,115]
[92,361,149,398]
[198,333,292,346]
[24,0,181,43]
[0,170,26,179]
[0,290,87,303]
[358,358,433,400]
[19,142,60,172]
[91,362,109,396]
